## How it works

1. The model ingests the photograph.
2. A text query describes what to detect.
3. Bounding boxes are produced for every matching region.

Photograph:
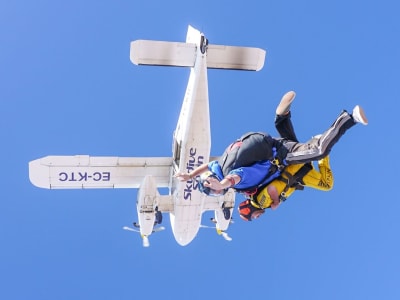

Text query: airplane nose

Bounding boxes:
[170,211,201,247]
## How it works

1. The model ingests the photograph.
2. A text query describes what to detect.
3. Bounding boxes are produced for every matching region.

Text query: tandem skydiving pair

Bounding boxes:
[175,91,368,221]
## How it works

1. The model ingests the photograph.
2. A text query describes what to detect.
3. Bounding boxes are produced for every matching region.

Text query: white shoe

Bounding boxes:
[352,105,368,125]
[276,91,296,116]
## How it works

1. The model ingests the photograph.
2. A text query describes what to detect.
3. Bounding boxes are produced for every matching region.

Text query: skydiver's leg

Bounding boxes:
[276,91,296,116]
[283,109,360,164]
[275,91,298,142]
[275,112,298,142]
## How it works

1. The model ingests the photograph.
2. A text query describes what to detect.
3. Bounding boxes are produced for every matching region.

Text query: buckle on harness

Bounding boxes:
[279,192,287,202]
[271,146,287,170]
[271,158,280,166]
[250,199,262,209]
[271,158,286,171]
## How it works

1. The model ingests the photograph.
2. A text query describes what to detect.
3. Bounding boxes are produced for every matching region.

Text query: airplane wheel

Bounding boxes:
[155,211,163,224]
[223,208,231,220]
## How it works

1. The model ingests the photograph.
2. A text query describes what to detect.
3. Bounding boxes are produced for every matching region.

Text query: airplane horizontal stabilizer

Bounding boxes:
[130,40,196,67]
[29,155,172,189]
[130,40,266,71]
[207,45,266,71]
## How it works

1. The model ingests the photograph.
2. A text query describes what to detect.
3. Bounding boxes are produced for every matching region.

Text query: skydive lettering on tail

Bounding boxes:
[183,147,205,200]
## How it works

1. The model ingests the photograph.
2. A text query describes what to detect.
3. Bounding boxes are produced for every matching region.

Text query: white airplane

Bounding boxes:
[29,25,266,247]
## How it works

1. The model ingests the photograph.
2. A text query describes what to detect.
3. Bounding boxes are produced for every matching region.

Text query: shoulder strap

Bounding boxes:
[294,163,313,185]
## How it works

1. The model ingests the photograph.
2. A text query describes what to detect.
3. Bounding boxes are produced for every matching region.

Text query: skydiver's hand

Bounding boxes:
[174,172,191,181]
[267,185,280,210]
[270,201,280,210]
[203,176,224,190]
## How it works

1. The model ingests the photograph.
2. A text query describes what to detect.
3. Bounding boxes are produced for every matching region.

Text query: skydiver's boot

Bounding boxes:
[276,91,296,116]
[352,105,368,125]
[275,91,298,141]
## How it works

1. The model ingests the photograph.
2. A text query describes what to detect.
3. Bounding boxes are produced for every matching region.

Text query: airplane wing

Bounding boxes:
[29,155,173,189]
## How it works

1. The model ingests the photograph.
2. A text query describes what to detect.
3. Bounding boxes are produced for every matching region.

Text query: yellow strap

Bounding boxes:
[250,200,262,209]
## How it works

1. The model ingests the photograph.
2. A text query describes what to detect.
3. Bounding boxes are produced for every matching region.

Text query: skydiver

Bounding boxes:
[175,91,368,198]
[237,154,333,221]
[238,96,335,220]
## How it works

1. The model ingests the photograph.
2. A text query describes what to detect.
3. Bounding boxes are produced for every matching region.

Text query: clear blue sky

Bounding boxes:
[1,1,399,299]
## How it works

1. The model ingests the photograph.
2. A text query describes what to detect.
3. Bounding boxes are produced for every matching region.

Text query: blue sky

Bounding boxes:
[1,1,399,299]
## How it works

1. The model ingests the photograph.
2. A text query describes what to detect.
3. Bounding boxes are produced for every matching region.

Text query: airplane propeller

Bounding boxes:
[210,217,234,224]
[122,225,165,247]
[220,231,232,241]
[200,225,232,241]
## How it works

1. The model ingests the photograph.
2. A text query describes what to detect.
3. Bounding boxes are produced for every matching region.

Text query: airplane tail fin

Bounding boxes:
[130,28,266,71]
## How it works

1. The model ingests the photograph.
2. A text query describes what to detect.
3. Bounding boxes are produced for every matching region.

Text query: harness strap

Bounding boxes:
[278,163,313,202]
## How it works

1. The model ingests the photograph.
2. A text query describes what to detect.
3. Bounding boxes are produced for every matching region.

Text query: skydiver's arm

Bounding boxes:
[203,174,241,190]
[174,163,209,181]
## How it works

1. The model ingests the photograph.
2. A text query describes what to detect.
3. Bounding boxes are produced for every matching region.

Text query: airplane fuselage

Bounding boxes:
[169,27,211,245]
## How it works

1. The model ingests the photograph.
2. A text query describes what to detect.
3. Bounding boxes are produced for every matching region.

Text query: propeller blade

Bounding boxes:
[123,226,161,248]
[210,217,234,224]
[153,226,166,232]
[221,231,232,241]
[142,236,150,247]
[124,225,165,234]
[200,225,215,229]
[123,226,140,233]
[200,225,232,241]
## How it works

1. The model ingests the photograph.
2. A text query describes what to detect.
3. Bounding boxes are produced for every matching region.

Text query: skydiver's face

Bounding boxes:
[251,210,264,220]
